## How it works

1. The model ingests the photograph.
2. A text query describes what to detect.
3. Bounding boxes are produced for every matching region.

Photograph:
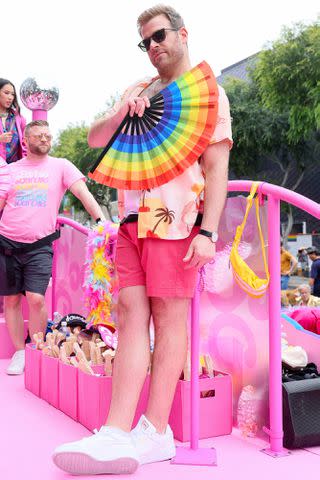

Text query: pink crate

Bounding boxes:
[78,370,112,431]
[58,361,78,421]
[40,354,59,408]
[0,317,28,359]
[168,372,233,442]
[92,365,105,375]
[78,372,150,432]
[25,344,42,397]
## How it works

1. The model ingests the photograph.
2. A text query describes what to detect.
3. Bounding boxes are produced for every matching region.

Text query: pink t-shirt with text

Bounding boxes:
[0,155,84,243]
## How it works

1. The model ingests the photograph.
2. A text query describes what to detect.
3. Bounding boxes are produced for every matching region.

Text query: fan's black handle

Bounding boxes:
[90,112,131,174]
[90,93,164,174]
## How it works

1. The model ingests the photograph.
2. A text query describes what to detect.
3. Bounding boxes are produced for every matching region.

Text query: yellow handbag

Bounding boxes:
[230,182,270,298]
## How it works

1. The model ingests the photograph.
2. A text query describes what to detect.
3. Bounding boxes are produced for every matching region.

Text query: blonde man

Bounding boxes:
[0,121,105,375]
[53,5,232,475]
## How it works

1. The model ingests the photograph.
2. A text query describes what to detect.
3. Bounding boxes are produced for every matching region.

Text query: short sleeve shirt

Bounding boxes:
[281,250,294,274]
[114,73,233,239]
[0,155,85,243]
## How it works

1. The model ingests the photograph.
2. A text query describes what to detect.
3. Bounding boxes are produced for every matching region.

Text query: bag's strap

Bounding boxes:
[0,230,60,288]
[0,229,60,256]
[254,190,269,281]
[234,182,269,281]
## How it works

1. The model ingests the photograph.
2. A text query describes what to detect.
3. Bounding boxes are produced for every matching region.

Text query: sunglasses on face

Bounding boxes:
[138,27,179,52]
[28,133,52,141]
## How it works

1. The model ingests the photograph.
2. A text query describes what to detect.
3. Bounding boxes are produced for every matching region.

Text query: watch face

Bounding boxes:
[211,232,218,243]
[199,229,218,242]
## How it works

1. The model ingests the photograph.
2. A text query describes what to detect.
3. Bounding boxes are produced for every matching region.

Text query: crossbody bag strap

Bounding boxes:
[0,229,61,288]
[234,182,260,246]
[233,182,269,282]
[0,230,60,256]
[254,194,270,281]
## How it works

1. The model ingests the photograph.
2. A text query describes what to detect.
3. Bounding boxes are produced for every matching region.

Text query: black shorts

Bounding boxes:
[0,235,53,296]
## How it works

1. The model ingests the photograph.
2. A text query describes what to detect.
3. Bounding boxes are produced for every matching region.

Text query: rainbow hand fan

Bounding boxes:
[89,61,219,190]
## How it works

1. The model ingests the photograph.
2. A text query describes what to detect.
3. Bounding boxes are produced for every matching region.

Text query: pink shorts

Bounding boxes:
[115,222,200,298]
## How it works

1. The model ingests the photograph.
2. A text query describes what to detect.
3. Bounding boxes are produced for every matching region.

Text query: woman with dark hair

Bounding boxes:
[0,79,27,163]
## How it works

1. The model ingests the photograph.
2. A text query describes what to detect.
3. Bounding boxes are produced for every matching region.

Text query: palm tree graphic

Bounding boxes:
[139,189,151,212]
[152,207,175,234]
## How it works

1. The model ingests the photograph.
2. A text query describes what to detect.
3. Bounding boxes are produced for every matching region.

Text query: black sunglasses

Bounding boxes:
[138,28,179,52]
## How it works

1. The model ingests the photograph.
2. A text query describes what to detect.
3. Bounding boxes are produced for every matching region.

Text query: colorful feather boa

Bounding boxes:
[83,221,119,329]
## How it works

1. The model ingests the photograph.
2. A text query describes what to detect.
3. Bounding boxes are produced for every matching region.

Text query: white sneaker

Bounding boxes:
[52,426,139,475]
[131,415,176,465]
[6,349,25,375]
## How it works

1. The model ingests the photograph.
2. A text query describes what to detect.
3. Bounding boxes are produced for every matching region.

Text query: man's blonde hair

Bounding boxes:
[137,4,184,34]
[25,120,49,136]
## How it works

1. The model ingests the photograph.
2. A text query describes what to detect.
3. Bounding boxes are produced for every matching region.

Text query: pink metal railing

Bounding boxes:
[227,181,320,456]
[52,180,320,459]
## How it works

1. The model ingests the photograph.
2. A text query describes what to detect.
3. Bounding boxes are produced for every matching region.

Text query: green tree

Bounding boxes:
[253,19,320,144]
[224,47,319,241]
[224,77,289,179]
[51,94,121,221]
[51,124,117,221]
[225,76,318,186]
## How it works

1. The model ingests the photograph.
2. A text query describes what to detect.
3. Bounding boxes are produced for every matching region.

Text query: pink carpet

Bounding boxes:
[1,359,319,480]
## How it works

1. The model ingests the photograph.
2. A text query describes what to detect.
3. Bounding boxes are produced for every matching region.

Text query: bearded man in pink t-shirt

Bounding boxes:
[0,120,106,375]
[53,5,232,475]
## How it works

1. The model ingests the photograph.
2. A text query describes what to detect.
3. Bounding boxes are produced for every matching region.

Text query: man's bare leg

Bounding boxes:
[106,285,151,431]
[4,294,24,350]
[145,297,189,432]
[25,291,47,339]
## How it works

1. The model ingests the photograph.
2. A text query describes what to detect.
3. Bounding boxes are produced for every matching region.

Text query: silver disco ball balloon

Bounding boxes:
[20,77,59,111]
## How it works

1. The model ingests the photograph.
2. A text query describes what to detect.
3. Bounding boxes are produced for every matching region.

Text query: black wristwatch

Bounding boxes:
[95,217,102,224]
[199,229,218,243]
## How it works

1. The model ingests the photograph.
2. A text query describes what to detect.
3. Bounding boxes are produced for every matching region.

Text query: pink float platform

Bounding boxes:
[1,359,320,480]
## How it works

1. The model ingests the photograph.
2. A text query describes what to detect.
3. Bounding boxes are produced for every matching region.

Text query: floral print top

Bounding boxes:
[111,74,233,239]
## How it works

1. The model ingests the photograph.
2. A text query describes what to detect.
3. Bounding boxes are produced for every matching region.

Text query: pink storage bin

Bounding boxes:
[78,370,112,431]
[40,354,59,408]
[25,344,42,397]
[168,371,233,442]
[58,361,78,421]
[92,365,105,375]
[0,317,28,359]
[78,372,150,432]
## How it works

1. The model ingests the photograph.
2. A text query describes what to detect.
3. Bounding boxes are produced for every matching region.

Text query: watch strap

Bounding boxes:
[199,229,218,242]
